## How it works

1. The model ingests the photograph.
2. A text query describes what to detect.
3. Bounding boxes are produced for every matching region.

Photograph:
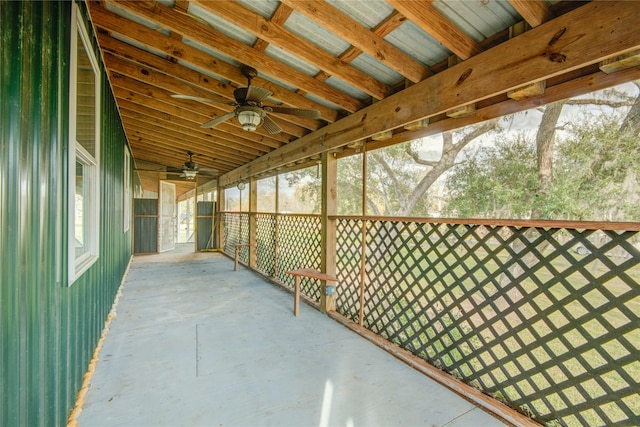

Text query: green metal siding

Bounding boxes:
[1,1,132,425]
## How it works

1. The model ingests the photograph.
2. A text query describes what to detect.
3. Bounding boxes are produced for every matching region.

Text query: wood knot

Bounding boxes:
[457,68,473,85]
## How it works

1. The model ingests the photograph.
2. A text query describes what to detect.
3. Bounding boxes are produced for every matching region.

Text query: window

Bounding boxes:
[69,4,100,284]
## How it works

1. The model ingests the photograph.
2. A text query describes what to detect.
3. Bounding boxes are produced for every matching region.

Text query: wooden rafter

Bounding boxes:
[220,0,640,185]
[387,0,483,60]
[508,0,555,27]
[191,0,391,100]
[111,0,364,112]
[280,0,431,83]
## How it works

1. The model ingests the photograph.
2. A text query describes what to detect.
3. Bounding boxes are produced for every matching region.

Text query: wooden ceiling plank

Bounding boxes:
[109,0,363,113]
[219,1,640,185]
[99,33,321,133]
[192,0,391,99]
[122,122,254,168]
[124,124,246,170]
[508,0,554,28]
[103,52,294,145]
[281,0,431,83]
[127,135,239,166]
[121,115,259,163]
[387,0,483,60]
[89,3,338,122]
[117,101,273,156]
[110,75,300,151]
[129,143,234,174]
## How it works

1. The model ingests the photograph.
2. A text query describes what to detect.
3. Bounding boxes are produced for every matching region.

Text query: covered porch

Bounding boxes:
[76,245,508,426]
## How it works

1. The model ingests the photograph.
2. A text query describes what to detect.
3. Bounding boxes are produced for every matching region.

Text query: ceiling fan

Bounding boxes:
[134,152,218,180]
[172,66,320,134]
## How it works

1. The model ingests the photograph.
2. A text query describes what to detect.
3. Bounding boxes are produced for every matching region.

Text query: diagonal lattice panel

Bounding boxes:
[256,214,276,277]
[336,219,363,323]
[276,215,322,303]
[222,213,249,262]
[341,219,639,427]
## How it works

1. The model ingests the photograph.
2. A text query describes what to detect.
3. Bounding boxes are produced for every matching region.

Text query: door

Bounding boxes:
[159,181,176,252]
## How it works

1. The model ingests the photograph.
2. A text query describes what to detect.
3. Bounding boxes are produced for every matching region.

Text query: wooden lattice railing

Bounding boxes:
[222,212,640,426]
[223,213,323,303]
[336,218,640,427]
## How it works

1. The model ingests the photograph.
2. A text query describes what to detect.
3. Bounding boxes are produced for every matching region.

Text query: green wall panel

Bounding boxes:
[1,1,132,425]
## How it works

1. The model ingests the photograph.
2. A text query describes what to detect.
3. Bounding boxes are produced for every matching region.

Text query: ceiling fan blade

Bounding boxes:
[246,86,272,103]
[200,112,236,129]
[172,94,237,106]
[261,115,282,134]
[199,167,219,176]
[266,106,321,119]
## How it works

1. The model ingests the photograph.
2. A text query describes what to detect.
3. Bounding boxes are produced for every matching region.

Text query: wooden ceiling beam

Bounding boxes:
[108,74,290,150]
[116,101,272,156]
[102,52,296,144]
[120,115,259,163]
[253,4,293,52]
[98,33,321,133]
[508,0,554,28]
[129,143,229,174]
[191,1,390,100]
[110,0,363,113]
[281,0,431,83]
[342,65,640,156]
[387,0,483,60]
[123,123,246,170]
[220,1,640,186]
[88,3,338,123]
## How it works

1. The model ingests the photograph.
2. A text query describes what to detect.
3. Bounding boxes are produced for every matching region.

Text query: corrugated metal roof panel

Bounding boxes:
[258,73,299,93]
[350,53,403,87]
[105,1,167,31]
[264,44,320,76]
[304,92,343,111]
[187,2,257,46]
[324,76,369,101]
[433,0,520,42]
[283,10,350,56]
[326,0,394,29]
[176,59,229,85]
[385,21,451,67]
[111,33,169,59]
[235,0,280,19]
[182,37,242,68]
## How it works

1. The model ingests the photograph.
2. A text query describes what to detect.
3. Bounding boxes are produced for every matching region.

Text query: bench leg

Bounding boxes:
[294,276,300,316]
[234,247,240,271]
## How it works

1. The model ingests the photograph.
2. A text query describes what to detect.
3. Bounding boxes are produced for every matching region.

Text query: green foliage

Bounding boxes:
[445,134,539,218]
[552,113,640,221]
[445,112,640,221]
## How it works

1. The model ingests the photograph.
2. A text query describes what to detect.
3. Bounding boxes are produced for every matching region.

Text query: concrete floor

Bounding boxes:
[77,244,508,427]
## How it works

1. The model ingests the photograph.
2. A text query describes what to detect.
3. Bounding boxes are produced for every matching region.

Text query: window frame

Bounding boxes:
[68,3,101,285]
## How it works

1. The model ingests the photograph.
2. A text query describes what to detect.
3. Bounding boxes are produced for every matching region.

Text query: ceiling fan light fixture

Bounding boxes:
[237,109,263,132]
[183,169,198,180]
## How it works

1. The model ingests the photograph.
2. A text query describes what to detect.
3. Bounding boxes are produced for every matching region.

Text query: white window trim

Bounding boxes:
[68,3,101,285]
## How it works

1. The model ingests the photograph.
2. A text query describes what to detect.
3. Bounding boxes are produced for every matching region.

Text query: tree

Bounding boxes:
[444,84,640,221]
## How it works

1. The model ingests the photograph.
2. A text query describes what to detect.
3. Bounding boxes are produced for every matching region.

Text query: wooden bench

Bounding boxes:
[233,244,251,271]
[285,268,338,316]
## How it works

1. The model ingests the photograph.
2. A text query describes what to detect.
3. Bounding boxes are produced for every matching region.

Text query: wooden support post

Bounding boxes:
[217,182,225,251]
[249,177,257,268]
[321,152,338,313]
[294,275,301,316]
